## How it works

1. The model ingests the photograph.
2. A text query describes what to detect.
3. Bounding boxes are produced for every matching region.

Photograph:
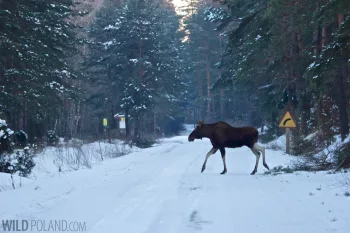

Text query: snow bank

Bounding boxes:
[30,140,140,180]
[265,134,286,150]
[0,139,141,191]
[0,173,33,192]
[318,134,350,164]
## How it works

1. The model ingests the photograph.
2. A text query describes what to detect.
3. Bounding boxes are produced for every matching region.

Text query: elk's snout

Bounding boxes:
[188,136,195,142]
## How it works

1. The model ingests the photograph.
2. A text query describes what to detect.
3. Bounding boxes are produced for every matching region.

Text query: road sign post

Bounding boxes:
[279,111,296,154]
[286,128,291,154]
[114,114,126,136]
[102,118,111,143]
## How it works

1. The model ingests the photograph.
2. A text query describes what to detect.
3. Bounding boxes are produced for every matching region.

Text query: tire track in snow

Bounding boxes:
[142,144,209,233]
[89,142,206,233]
[88,141,191,233]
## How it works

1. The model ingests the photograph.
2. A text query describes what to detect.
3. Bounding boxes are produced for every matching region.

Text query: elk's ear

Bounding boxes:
[197,120,203,128]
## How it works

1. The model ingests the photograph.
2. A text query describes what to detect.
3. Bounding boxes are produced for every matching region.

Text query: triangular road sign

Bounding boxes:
[279,111,296,128]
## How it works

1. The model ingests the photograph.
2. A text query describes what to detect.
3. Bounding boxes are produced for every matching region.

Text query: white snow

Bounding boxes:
[6,128,14,135]
[144,61,152,67]
[102,40,114,49]
[0,119,7,127]
[258,84,272,89]
[29,140,139,180]
[304,131,318,141]
[258,125,268,134]
[104,24,120,30]
[0,173,33,192]
[317,134,350,163]
[307,61,321,71]
[266,134,286,150]
[0,133,349,233]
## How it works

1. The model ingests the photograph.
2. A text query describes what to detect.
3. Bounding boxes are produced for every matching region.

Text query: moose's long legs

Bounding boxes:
[201,147,218,173]
[201,143,269,175]
[219,148,227,174]
[250,148,260,175]
[250,143,270,175]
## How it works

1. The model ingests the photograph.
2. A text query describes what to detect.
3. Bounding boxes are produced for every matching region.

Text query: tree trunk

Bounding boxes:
[205,40,211,115]
[125,107,130,137]
[336,14,349,141]
[220,89,224,119]
[313,27,321,56]
[321,25,330,48]
[294,30,307,136]
[197,52,203,120]
[134,114,140,141]
[206,54,211,114]
[313,1,321,57]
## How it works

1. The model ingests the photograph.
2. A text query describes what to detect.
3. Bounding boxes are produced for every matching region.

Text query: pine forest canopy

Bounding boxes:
[206,0,350,144]
[0,0,349,154]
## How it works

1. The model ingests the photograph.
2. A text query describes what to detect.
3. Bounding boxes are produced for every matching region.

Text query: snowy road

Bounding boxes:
[1,135,349,233]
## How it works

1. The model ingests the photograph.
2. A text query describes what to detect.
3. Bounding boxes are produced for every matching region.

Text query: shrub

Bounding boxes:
[0,148,35,177]
[47,130,59,145]
[0,120,35,177]
[162,117,185,136]
[0,119,14,154]
[133,137,155,148]
[15,130,28,147]
[292,134,319,156]
[259,126,281,144]
[335,142,350,171]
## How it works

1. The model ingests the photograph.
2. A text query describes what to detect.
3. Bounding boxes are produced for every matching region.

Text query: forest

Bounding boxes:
[0,0,350,176]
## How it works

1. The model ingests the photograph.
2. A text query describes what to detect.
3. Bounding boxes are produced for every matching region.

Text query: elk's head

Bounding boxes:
[188,120,204,142]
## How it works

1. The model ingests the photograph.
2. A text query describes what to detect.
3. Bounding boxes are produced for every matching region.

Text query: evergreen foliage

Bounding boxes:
[211,0,350,147]
[85,0,189,141]
[0,0,85,139]
[0,119,34,177]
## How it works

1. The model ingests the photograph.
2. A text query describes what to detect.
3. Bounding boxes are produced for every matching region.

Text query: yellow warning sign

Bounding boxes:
[279,111,296,128]
[103,118,108,127]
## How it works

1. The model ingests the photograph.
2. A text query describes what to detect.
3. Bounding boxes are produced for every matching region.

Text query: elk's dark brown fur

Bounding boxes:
[188,120,269,175]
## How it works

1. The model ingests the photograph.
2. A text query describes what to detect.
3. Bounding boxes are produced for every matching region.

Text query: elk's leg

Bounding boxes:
[201,147,218,173]
[250,148,260,175]
[253,143,269,170]
[219,148,227,175]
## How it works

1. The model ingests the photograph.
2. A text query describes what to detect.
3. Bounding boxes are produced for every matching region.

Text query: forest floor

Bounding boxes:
[0,127,349,233]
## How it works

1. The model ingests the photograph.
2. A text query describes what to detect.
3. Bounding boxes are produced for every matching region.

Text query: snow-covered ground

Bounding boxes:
[0,130,349,233]
[30,140,140,180]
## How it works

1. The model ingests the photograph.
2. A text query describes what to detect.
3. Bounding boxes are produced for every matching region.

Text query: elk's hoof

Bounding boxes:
[263,163,270,170]
[201,165,206,173]
[250,170,257,175]
[220,170,227,175]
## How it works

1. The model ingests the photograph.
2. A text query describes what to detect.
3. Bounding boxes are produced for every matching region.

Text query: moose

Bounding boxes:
[188,120,270,175]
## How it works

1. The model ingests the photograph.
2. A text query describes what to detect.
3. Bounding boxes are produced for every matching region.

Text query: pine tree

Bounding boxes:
[85,0,188,141]
[0,0,85,139]
[212,0,349,147]
[183,3,227,122]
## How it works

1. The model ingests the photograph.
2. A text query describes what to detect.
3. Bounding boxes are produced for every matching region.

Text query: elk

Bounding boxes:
[188,120,270,175]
